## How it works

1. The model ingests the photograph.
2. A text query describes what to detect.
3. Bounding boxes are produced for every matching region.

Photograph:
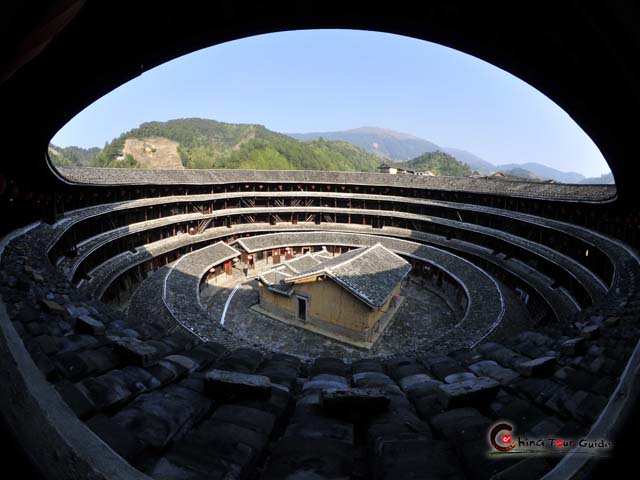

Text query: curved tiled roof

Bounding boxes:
[58,167,616,202]
[281,244,411,308]
[5,4,640,478]
[257,251,330,296]
[58,200,607,310]
[166,230,508,355]
[3,211,639,479]
[258,267,295,295]
[1,172,638,480]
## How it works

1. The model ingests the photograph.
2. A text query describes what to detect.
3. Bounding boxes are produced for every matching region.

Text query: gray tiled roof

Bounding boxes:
[4,195,640,480]
[285,244,411,308]
[258,251,327,295]
[165,241,241,314]
[203,241,241,262]
[57,167,615,201]
[259,267,295,295]
[284,254,323,273]
[260,267,291,284]
[288,248,365,276]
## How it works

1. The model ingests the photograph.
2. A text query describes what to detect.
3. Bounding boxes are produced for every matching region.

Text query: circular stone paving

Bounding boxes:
[202,275,458,360]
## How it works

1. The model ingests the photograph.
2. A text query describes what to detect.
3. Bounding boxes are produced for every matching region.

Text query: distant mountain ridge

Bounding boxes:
[56,118,386,173]
[496,162,585,184]
[440,147,495,174]
[289,127,606,183]
[579,172,615,184]
[49,119,473,177]
[50,120,612,183]
[289,127,440,161]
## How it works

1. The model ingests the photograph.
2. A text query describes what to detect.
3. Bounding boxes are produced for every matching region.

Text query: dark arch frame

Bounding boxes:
[1,3,639,478]
[1,2,638,205]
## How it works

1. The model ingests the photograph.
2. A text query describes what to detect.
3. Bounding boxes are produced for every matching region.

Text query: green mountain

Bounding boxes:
[48,145,101,167]
[50,121,600,183]
[501,167,543,180]
[86,118,383,172]
[288,127,598,182]
[289,126,441,161]
[398,150,474,176]
[288,127,496,173]
[440,147,495,174]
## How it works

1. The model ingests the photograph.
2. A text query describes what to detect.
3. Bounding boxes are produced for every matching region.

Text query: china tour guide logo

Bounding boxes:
[488,422,613,458]
[490,423,517,452]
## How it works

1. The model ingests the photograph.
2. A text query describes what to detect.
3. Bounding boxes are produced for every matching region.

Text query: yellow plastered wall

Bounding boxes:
[268,277,390,326]
[259,276,401,340]
[259,284,297,316]
[294,277,374,331]
[374,282,402,327]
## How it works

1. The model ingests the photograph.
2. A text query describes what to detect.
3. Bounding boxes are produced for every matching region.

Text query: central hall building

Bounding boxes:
[257,243,411,344]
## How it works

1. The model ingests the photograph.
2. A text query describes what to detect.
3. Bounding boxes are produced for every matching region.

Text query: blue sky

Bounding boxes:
[52,29,610,177]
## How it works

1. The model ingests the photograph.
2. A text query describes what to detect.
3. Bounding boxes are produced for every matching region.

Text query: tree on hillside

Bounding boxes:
[81,118,385,171]
[405,150,472,176]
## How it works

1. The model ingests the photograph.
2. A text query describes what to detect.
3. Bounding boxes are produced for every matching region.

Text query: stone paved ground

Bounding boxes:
[200,269,245,307]
[374,279,458,356]
[206,276,457,361]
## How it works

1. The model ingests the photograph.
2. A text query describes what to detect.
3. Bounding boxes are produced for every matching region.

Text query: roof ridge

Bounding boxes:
[284,245,369,282]
[259,247,324,279]
[374,242,409,264]
[325,243,381,274]
[215,240,241,254]
[258,264,293,286]
[313,244,410,307]
[283,250,322,274]
[284,243,389,283]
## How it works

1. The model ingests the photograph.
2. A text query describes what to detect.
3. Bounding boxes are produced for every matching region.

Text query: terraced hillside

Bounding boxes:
[86,118,385,171]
